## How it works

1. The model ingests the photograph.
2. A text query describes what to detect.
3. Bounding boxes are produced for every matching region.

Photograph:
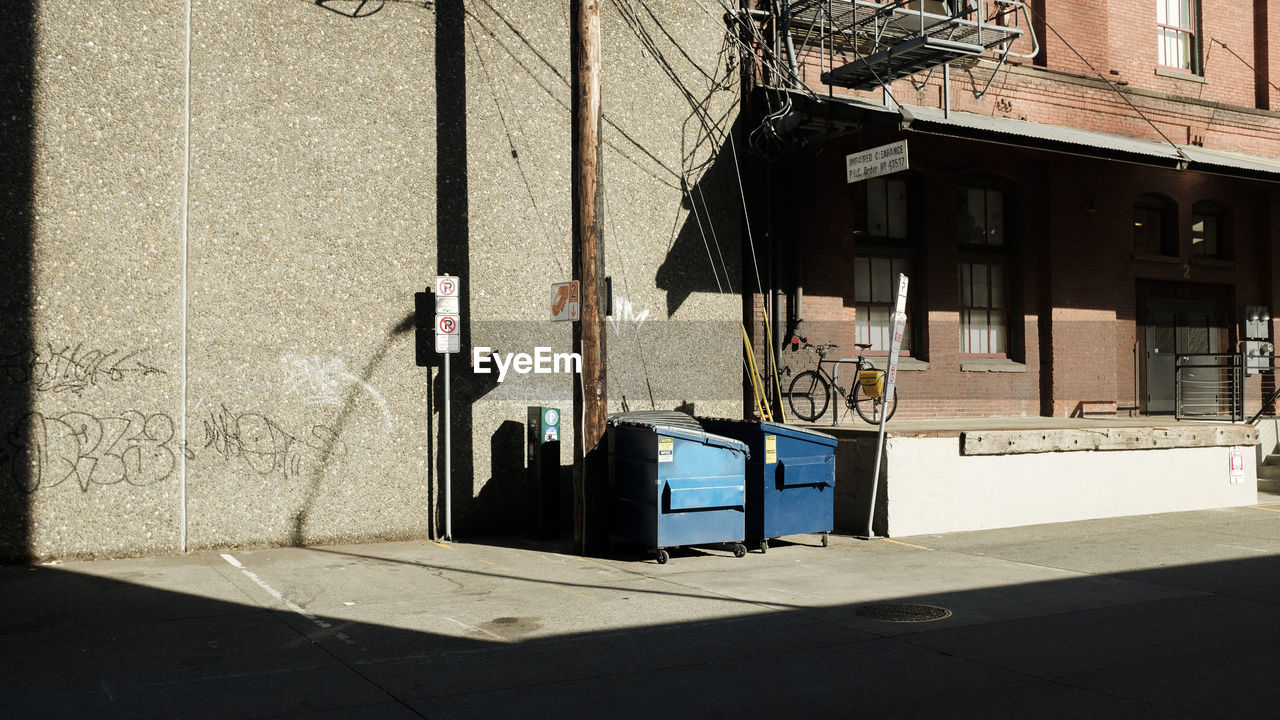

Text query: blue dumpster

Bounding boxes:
[697,419,837,552]
[608,416,749,564]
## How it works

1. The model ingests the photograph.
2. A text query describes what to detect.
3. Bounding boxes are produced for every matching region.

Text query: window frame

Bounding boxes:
[958,260,1011,359]
[956,185,1006,248]
[1156,0,1201,74]
[853,253,913,357]
[955,177,1017,359]
[1191,199,1228,259]
[1133,194,1178,257]
[852,173,921,358]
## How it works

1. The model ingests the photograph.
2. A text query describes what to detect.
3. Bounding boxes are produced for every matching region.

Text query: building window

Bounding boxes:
[957,186,1004,246]
[1133,194,1177,256]
[957,180,1014,357]
[959,261,1008,356]
[854,256,911,354]
[1157,0,1199,73]
[854,177,909,240]
[1191,200,1226,258]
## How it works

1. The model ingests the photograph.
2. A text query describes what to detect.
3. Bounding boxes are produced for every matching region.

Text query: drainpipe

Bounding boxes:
[781,1,801,89]
[943,63,951,118]
[1134,339,1140,415]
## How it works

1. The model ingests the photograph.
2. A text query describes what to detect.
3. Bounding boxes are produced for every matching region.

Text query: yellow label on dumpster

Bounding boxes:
[765,435,777,464]
[657,437,674,462]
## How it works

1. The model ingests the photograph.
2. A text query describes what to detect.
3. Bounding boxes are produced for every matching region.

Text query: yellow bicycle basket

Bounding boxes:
[858,369,884,399]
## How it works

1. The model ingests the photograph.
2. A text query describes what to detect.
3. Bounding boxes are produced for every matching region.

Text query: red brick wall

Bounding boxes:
[759,1,1280,419]
[756,129,1277,419]
[790,0,1280,155]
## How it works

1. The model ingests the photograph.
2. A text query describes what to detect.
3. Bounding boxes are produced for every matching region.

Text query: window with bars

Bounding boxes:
[959,261,1009,356]
[1157,0,1199,73]
[854,256,911,354]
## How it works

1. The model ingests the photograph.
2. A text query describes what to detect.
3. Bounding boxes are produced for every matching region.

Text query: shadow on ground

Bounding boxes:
[4,545,1280,718]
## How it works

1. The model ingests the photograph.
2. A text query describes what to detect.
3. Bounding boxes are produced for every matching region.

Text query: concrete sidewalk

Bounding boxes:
[5,496,1280,719]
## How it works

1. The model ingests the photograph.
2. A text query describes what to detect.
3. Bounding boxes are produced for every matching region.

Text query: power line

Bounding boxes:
[1211,37,1280,96]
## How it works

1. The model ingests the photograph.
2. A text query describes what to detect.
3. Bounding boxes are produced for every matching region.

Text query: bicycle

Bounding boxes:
[786,341,899,424]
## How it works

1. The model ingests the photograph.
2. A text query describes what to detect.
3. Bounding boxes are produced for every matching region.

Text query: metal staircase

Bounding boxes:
[784,0,1036,91]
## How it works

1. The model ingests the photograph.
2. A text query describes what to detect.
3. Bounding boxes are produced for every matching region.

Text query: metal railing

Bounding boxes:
[1175,353,1243,422]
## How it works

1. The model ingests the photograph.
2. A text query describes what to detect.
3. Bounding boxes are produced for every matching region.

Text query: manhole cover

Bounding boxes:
[855,603,952,623]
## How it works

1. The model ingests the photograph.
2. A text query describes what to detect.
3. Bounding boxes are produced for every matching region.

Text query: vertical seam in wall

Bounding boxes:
[180,0,192,553]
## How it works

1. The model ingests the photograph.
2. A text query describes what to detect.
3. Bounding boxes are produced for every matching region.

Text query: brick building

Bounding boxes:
[743,0,1280,419]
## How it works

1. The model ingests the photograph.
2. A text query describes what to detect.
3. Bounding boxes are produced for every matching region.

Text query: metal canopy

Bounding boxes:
[764,91,1280,183]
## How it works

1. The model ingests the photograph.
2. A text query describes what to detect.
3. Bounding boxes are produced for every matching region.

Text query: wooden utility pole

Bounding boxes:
[572,0,608,554]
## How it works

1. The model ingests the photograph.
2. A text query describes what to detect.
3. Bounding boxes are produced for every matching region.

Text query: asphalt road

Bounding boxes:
[5,495,1280,719]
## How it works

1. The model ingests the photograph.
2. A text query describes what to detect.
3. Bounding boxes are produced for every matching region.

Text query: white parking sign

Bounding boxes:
[435,275,462,354]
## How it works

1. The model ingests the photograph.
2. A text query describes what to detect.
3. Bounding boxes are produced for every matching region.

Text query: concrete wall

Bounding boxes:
[0,1,743,561]
[835,435,1258,538]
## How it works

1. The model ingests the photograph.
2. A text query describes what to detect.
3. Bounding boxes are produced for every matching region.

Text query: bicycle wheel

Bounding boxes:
[787,370,830,422]
[852,371,899,424]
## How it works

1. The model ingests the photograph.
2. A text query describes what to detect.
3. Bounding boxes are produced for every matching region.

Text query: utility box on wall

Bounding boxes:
[1243,305,1270,340]
[1242,306,1273,375]
[527,407,561,539]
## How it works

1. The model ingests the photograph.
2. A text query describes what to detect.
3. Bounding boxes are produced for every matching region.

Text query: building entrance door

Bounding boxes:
[1145,299,1217,414]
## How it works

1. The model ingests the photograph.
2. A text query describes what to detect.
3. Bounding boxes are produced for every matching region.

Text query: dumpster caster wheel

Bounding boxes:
[733,543,747,559]
[656,549,669,565]
[758,539,768,553]
[821,533,830,548]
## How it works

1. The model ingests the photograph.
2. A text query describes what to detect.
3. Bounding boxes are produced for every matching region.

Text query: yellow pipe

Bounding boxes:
[741,325,772,421]
[762,307,787,424]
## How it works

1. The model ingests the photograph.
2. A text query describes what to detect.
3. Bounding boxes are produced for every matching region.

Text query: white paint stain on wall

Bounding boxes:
[608,297,650,336]
[281,354,393,432]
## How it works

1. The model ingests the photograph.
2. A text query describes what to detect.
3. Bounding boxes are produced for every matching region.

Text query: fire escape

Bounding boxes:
[777,0,1037,91]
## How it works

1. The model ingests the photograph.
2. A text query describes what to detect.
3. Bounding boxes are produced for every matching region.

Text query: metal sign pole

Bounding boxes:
[434,274,460,543]
[865,273,908,538]
[444,351,452,542]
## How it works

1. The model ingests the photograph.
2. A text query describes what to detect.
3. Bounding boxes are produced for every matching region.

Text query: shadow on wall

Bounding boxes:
[655,136,745,317]
[0,1,34,563]
[472,419,526,534]
[289,313,418,546]
[365,0,744,537]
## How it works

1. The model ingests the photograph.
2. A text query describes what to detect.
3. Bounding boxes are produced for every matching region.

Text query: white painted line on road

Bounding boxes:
[220,553,354,644]
[1214,544,1269,553]
[769,587,816,599]
[441,615,509,643]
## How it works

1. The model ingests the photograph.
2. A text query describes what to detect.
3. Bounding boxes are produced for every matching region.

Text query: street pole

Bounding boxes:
[572,0,607,555]
[444,351,452,542]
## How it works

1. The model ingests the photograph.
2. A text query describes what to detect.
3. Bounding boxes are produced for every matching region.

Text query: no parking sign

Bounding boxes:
[435,275,461,354]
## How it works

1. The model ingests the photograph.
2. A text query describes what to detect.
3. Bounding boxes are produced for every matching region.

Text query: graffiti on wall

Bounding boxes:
[0,410,177,494]
[199,404,346,482]
[0,343,167,395]
[281,354,393,432]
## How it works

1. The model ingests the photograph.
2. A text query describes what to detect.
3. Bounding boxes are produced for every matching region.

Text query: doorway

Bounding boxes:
[1144,299,1218,414]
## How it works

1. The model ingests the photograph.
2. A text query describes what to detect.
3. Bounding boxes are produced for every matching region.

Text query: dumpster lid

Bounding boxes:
[609,416,749,454]
[696,417,838,447]
[608,410,702,431]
